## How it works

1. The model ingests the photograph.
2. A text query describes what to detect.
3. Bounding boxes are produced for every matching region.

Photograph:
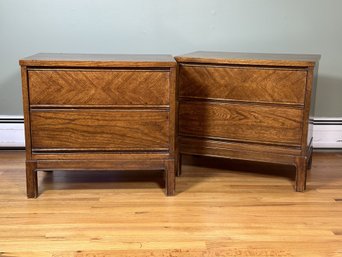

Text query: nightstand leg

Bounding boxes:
[165,160,175,196]
[26,161,38,198]
[295,156,307,192]
[307,150,313,170]
[176,153,182,177]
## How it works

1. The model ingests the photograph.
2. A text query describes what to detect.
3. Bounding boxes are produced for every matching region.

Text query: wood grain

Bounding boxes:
[21,67,32,159]
[179,64,307,105]
[20,53,176,67]
[30,110,169,151]
[302,67,315,156]
[36,160,165,171]
[175,51,320,67]
[20,53,176,197]
[31,152,170,160]
[179,102,303,145]
[0,151,341,257]
[179,137,301,155]
[25,160,37,198]
[29,70,170,106]
[165,67,177,159]
[176,51,319,191]
[294,156,307,192]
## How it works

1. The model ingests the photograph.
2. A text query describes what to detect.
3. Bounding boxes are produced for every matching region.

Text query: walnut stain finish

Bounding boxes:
[19,53,176,67]
[176,51,320,67]
[20,53,176,197]
[0,151,341,256]
[30,110,169,151]
[179,64,307,105]
[176,51,320,192]
[29,70,170,106]
[179,101,303,145]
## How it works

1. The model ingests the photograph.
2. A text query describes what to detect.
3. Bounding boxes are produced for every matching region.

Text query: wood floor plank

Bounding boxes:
[0,151,341,256]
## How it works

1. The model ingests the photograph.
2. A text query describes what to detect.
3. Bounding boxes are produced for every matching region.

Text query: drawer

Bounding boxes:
[30,110,169,151]
[28,69,170,106]
[179,102,303,145]
[179,64,307,105]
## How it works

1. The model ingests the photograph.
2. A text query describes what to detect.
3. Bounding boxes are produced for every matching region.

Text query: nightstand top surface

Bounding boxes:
[175,51,320,67]
[20,53,176,68]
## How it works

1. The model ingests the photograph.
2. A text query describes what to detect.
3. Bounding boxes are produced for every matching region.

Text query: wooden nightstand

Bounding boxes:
[20,53,176,197]
[175,51,320,192]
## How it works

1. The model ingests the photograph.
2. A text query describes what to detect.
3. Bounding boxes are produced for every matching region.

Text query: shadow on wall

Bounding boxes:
[0,70,23,116]
[315,75,342,117]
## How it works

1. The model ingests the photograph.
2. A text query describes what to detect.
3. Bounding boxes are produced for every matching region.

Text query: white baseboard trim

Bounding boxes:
[1,116,342,149]
[313,117,342,148]
[0,116,25,147]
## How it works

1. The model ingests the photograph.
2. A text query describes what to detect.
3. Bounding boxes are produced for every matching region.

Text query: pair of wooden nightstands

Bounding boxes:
[20,51,320,197]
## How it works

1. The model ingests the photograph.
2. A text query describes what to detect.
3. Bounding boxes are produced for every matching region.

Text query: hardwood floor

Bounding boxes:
[0,151,341,257]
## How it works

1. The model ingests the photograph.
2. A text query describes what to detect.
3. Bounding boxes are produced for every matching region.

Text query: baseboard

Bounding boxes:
[1,116,342,149]
[313,118,342,149]
[0,116,25,148]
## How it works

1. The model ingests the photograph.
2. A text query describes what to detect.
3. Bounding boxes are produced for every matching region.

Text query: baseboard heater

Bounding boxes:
[313,118,342,149]
[0,116,25,148]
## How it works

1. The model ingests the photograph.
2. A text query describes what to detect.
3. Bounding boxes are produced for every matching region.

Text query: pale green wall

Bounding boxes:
[1,0,341,117]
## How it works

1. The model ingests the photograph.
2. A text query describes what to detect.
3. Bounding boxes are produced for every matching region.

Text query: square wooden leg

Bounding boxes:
[295,156,307,192]
[26,161,38,198]
[307,148,313,170]
[165,160,175,196]
[176,153,182,177]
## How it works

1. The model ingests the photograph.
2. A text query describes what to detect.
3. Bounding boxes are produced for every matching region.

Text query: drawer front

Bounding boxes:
[30,110,169,151]
[29,69,170,105]
[179,102,303,145]
[179,65,307,105]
